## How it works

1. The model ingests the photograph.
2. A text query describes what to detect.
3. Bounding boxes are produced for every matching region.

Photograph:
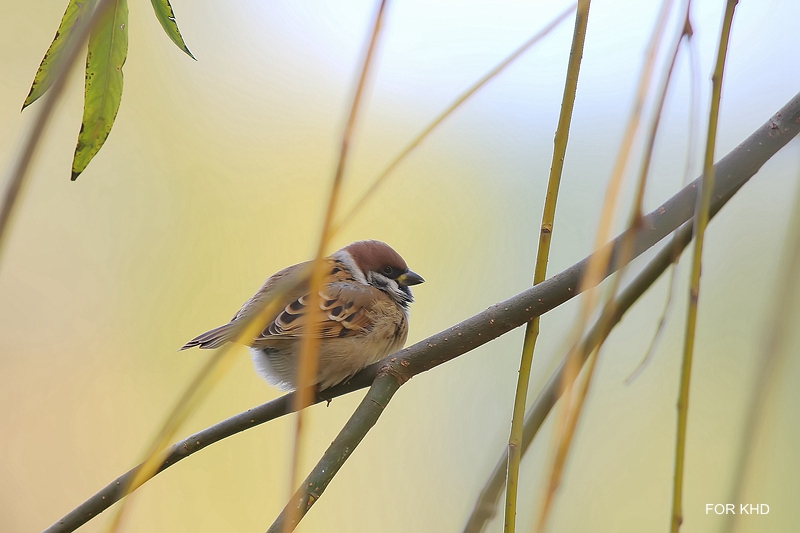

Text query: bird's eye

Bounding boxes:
[381,266,394,276]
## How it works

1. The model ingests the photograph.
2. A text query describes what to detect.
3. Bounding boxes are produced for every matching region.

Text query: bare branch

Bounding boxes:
[44,91,800,533]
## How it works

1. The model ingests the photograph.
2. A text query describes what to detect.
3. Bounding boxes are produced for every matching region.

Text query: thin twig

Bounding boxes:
[284,4,388,531]
[627,15,701,384]
[630,2,692,223]
[41,91,800,533]
[562,0,674,336]
[504,3,590,532]
[330,3,577,236]
[0,0,114,266]
[671,2,738,531]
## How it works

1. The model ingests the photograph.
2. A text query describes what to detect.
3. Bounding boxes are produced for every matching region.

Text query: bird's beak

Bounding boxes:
[397,270,424,286]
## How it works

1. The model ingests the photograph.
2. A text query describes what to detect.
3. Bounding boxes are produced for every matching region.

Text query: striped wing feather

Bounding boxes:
[181,258,375,350]
[253,282,376,343]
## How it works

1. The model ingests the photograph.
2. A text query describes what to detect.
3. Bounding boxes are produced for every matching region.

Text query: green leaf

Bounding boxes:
[150,0,195,60]
[71,0,128,181]
[23,0,98,110]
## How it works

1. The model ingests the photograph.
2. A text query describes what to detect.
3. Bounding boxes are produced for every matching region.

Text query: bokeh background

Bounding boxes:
[2,0,800,532]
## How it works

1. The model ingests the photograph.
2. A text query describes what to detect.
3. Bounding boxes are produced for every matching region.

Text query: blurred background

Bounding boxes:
[1,0,799,532]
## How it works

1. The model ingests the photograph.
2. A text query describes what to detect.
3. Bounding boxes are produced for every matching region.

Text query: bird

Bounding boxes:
[180,240,424,391]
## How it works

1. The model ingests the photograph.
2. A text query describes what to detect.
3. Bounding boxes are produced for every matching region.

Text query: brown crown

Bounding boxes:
[343,240,408,275]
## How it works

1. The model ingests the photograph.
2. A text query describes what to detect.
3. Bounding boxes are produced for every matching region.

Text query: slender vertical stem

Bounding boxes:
[503,3,590,532]
[671,2,737,532]
[627,17,700,384]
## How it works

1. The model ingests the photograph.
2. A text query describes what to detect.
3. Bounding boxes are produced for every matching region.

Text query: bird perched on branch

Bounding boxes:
[181,240,424,391]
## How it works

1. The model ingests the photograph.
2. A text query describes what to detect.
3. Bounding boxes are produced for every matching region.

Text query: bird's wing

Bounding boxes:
[230,261,313,322]
[252,281,380,343]
[180,261,312,350]
[181,257,369,350]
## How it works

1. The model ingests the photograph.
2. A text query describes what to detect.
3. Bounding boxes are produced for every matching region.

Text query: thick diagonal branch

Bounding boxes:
[45,91,800,533]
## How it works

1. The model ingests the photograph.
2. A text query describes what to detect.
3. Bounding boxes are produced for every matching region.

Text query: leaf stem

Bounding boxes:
[627,12,700,385]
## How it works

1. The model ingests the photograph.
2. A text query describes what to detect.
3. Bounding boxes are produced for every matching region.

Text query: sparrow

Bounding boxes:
[180,240,424,391]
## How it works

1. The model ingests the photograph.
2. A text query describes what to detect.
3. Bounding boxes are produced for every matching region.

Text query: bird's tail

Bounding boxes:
[179,323,237,350]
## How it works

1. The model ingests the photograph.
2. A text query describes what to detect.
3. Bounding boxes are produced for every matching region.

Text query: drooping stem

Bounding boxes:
[331,4,577,236]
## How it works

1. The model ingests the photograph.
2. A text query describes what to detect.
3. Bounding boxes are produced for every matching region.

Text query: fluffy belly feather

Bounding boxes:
[250,315,408,391]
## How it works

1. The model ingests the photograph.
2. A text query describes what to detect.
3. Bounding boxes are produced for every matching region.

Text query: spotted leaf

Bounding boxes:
[71,0,128,180]
[149,0,195,59]
[22,0,98,110]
